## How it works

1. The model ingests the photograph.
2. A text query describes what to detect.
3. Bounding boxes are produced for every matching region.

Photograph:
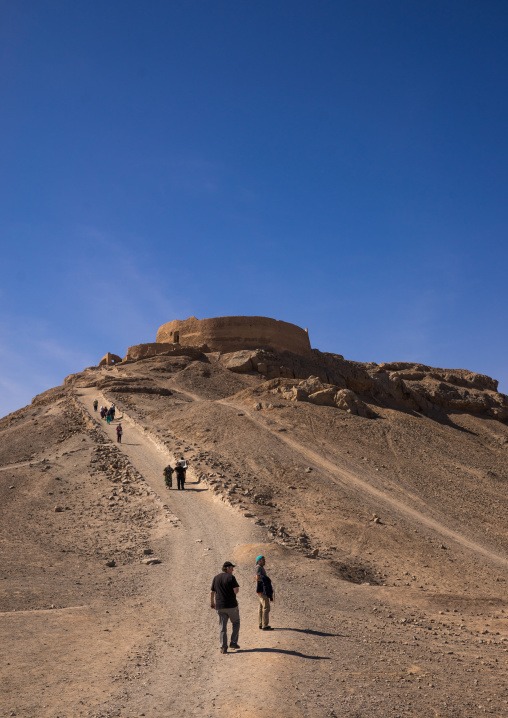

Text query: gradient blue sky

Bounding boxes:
[1,1,507,418]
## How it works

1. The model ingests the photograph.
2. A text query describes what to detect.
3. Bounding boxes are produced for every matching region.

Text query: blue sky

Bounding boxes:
[1,1,507,417]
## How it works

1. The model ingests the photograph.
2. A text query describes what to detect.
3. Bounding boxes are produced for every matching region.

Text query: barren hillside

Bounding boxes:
[1,346,507,717]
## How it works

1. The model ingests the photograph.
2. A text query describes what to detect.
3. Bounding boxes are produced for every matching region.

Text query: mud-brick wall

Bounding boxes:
[156,316,312,356]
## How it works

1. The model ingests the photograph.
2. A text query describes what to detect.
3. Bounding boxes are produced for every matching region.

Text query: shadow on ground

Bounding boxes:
[236,648,330,659]
[274,627,342,637]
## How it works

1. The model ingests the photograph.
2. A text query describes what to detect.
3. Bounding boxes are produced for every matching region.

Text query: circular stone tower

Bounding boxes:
[156,316,311,356]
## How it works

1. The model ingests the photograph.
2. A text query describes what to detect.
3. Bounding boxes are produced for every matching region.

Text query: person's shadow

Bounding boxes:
[274,628,342,637]
[237,647,330,659]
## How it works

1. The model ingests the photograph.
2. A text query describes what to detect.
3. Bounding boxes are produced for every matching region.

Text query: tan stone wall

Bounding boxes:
[99,352,122,366]
[156,316,311,356]
[124,343,208,362]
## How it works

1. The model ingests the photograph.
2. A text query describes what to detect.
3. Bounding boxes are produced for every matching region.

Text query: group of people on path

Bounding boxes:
[94,399,116,423]
[163,460,188,490]
[93,398,123,442]
[210,554,274,654]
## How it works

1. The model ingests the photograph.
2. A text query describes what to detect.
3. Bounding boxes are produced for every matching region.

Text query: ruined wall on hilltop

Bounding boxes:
[124,342,208,362]
[99,353,122,366]
[156,316,312,356]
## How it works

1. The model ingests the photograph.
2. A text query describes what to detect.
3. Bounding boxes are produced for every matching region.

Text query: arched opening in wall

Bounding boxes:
[174,331,180,343]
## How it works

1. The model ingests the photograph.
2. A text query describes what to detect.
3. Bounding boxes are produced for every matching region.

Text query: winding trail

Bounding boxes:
[73,384,508,717]
[77,389,339,718]
[0,460,41,471]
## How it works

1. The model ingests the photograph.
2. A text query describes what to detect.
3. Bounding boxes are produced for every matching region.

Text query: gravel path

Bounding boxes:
[78,389,341,718]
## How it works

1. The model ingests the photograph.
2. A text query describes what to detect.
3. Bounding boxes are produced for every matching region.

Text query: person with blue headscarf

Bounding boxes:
[254,554,274,630]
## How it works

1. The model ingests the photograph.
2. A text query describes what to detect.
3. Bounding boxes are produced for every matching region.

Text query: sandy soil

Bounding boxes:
[1,353,507,717]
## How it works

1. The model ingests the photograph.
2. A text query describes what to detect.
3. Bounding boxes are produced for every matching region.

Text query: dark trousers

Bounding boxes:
[177,476,185,490]
[117,434,122,443]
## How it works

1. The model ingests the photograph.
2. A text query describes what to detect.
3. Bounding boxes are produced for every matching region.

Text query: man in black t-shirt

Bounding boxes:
[210,561,240,653]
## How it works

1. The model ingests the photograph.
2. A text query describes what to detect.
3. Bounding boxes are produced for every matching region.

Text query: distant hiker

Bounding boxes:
[110,404,116,420]
[100,406,105,419]
[255,555,274,630]
[106,409,112,424]
[163,464,174,489]
[210,561,240,653]
[116,423,123,443]
[93,399,98,412]
[174,458,187,490]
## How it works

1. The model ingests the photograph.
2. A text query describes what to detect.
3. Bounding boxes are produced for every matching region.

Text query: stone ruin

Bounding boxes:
[100,315,311,365]
[156,315,311,356]
[99,352,122,366]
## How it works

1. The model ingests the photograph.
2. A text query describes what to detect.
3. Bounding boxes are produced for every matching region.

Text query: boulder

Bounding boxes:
[335,389,376,418]
[226,350,256,373]
[299,376,327,394]
[307,388,338,407]
[288,387,308,401]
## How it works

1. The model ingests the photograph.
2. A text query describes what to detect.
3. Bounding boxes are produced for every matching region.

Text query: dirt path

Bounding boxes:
[220,399,508,569]
[0,460,41,471]
[77,389,345,717]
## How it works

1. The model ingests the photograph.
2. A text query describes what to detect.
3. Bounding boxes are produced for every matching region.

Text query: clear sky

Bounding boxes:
[1,1,507,418]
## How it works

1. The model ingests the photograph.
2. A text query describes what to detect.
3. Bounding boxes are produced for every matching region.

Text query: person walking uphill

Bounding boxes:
[116,423,123,443]
[210,561,240,653]
[163,464,173,489]
[93,399,98,412]
[255,555,274,630]
[174,459,187,490]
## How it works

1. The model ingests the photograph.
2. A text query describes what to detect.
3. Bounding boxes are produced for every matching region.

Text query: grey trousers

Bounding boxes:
[217,606,240,647]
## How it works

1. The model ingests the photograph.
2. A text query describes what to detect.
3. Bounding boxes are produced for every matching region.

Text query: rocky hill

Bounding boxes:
[64,346,508,579]
[1,343,507,717]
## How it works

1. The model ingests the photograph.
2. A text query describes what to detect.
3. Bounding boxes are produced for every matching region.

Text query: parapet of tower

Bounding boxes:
[156,315,312,356]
